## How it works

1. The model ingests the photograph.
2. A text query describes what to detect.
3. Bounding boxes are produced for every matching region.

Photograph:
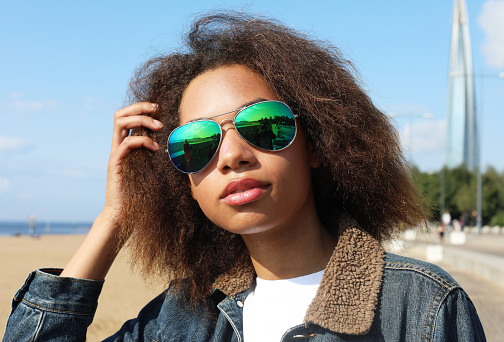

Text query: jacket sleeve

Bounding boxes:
[433,287,486,341]
[101,292,167,342]
[3,268,104,342]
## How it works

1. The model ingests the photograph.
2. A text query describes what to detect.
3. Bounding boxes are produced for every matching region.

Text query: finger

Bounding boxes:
[115,115,164,132]
[111,103,161,152]
[112,116,164,151]
[110,135,161,167]
[114,102,158,119]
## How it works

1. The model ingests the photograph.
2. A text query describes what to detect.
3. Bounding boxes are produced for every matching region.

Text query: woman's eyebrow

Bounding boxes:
[186,97,268,123]
[240,98,268,108]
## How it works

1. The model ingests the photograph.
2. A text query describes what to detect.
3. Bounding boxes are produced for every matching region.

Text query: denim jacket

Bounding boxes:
[4,217,486,341]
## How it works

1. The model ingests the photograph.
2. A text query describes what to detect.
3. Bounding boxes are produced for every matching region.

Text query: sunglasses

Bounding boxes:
[167,100,298,174]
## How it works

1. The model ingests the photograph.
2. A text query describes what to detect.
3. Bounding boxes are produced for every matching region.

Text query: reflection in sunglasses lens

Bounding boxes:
[168,121,220,173]
[235,101,296,151]
[168,101,296,173]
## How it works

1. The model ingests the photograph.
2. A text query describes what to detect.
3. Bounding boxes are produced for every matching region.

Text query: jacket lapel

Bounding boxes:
[304,217,384,335]
[212,216,385,335]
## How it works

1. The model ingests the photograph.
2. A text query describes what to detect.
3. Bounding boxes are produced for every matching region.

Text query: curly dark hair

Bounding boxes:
[119,11,426,303]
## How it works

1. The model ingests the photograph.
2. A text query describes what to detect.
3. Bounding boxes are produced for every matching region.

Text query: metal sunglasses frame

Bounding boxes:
[166,100,298,174]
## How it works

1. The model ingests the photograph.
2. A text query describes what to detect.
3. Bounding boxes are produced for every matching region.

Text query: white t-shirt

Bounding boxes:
[243,270,324,342]
[442,212,451,225]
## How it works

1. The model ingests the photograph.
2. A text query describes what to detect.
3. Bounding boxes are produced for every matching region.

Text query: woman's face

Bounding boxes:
[179,65,318,235]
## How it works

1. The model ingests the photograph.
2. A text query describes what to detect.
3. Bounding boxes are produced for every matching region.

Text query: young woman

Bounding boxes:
[4,12,485,341]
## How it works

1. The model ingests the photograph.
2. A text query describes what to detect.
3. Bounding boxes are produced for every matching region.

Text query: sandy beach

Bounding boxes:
[3,234,501,340]
[0,234,167,341]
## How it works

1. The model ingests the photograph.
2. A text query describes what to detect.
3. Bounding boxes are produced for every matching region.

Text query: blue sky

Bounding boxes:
[1,1,504,222]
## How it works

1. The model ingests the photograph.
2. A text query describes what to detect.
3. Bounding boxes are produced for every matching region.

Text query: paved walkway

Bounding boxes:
[394,232,504,341]
[440,262,504,342]
[451,233,504,257]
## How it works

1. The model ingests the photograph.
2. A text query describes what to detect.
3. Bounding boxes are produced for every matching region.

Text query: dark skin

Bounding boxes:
[183,65,337,280]
[62,65,337,282]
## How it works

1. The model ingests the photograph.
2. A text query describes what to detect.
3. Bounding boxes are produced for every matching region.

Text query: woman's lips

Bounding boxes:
[220,178,270,206]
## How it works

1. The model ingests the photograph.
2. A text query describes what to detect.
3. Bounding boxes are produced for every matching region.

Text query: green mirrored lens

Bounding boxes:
[168,121,221,173]
[235,101,296,151]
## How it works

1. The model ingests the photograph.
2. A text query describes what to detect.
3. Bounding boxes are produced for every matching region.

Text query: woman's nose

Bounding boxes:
[216,124,257,172]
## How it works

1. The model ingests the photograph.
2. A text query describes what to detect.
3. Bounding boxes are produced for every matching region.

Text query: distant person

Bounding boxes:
[442,210,451,230]
[460,211,469,231]
[254,123,276,150]
[471,209,478,227]
[183,139,193,169]
[452,218,461,232]
[27,214,36,237]
[437,210,452,241]
[4,12,485,341]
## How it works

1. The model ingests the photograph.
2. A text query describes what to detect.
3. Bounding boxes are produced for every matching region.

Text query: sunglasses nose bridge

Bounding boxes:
[218,118,235,129]
[217,118,241,145]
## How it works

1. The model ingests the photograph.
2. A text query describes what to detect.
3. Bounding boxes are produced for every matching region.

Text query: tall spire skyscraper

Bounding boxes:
[446,0,479,171]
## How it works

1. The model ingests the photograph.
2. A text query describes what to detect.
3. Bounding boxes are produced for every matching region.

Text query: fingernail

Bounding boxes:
[154,120,164,128]
[152,103,159,109]
[153,141,160,149]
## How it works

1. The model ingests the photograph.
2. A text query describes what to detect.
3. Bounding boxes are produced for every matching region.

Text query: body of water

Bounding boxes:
[0,221,92,236]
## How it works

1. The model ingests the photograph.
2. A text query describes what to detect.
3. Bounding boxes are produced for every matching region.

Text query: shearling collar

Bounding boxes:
[212,216,385,335]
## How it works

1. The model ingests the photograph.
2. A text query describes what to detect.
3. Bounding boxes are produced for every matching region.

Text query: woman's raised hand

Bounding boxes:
[102,102,163,226]
[61,103,163,280]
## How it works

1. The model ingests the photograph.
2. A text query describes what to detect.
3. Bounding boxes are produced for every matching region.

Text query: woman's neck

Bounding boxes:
[241,205,337,280]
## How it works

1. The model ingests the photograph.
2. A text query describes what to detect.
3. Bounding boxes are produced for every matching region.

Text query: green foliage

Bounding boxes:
[490,211,504,226]
[455,182,476,215]
[411,166,441,220]
[412,164,504,226]
[482,167,504,220]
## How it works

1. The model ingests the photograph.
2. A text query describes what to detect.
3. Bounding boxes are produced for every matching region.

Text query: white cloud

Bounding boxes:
[48,168,87,178]
[15,193,33,201]
[11,99,59,115]
[402,120,446,153]
[1,92,59,115]
[0,136,34,152]
[478,0,504,68]
[0,177,9,193]
[9,91,24,99]
[396,120,447,171]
